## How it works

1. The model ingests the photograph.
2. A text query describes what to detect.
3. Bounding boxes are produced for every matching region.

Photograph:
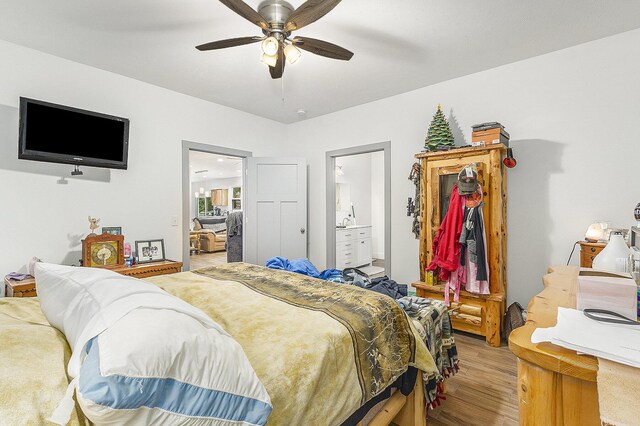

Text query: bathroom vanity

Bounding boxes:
[336,225,372,270]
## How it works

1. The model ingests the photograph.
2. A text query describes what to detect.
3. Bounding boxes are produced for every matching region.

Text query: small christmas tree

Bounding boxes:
[424,105,455,151]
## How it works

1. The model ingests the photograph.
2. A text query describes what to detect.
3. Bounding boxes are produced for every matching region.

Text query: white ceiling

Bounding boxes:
[189,151,243,182]
[1,1,640,123]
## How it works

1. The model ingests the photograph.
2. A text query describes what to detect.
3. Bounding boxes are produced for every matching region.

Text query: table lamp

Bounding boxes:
[585,222,604,242]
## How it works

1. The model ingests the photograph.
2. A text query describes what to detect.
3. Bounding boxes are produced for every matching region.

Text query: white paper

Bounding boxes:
[531,307,640,368]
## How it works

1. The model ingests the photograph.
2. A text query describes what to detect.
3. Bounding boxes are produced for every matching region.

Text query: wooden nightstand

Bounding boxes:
[3,260,183,297]
[4,276,36,297]
[578,241,606,268]
[112,260,183,278]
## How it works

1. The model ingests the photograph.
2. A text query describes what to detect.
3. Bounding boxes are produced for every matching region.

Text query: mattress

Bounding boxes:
[0,263,437,425]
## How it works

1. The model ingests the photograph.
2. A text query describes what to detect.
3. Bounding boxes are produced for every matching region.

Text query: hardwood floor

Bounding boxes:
[429,332,519,426]
[190,251,227,270]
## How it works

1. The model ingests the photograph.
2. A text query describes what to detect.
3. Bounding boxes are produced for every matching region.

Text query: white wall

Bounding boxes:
[370,151,385,260]
[285,29,640,306]
[0,39,285,273]
[3,29,640,307]
[335,154,372,226]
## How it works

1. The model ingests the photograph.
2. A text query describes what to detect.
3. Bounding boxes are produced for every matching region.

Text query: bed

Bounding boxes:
[0,263,454,425]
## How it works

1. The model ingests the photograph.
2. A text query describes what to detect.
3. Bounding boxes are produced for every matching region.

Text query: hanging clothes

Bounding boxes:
[428,178,491,305]
[426,184,464,306]
[459,203,490,295]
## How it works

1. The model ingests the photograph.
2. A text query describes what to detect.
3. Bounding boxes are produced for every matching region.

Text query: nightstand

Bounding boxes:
[112,260,183,278]
[3,260,183,297]
[578,241,606,268]
[4,276,37,297]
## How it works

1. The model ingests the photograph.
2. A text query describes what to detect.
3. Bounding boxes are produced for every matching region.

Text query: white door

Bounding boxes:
[245,157,307,266]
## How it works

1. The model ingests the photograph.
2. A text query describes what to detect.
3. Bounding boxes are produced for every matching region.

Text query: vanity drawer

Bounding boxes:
[337,240,355,252]
[336,256,356,270]
[336,230,357,243]
[355,227,372,239]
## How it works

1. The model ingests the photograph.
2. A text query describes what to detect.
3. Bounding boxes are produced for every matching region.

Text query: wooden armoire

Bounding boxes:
[411,144,507,347]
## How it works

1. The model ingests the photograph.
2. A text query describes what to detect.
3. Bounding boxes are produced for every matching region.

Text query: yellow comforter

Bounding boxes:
[0,263,436,426]
[149,264,436,425]
[0,298,86,425]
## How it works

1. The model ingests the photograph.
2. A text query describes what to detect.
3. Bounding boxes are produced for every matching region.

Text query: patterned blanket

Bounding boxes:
[399,296,459,408]
[149,263,437,425]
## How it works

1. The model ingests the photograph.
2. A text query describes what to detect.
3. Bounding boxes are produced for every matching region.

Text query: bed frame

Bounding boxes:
[357,375,427,426]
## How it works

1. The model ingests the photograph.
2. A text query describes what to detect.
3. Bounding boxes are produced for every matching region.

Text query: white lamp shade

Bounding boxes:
[194,192,199,198]
[199,187,204,194]
[261,36,279,56]
[284,44,301,64]
[261,53,278,67]
[205,191,211,197]
[585,222,604,242]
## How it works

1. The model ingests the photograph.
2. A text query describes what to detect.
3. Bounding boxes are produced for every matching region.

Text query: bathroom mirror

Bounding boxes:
[336,183,351,212]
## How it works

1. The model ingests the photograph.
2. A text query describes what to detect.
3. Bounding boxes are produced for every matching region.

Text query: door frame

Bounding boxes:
[325,141,391,276]
[181,140,252,271]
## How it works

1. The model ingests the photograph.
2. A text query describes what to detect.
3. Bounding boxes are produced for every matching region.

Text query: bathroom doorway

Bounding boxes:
[326,142,391,277]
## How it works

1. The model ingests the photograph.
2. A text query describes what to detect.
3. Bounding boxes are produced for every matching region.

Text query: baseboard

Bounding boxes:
[372,253,385,261]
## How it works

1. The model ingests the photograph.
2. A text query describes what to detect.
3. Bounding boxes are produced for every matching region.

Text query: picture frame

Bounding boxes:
[102,226,122,236]
[135,239,165,264]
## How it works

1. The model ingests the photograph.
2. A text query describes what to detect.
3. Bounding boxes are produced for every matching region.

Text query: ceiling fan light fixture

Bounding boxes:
[261,52,278,67]
[284,43,301,64]
[261,36,280,56]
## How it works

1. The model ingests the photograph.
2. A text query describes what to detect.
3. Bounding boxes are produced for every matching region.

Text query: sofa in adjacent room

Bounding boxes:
[192,218,227,253]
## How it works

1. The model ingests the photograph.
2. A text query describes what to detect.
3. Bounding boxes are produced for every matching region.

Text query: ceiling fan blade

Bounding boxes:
[269,47,285,79]
[196,36,262,51]
[292,36,353,61]
[284,0,341,32]
[219,0,269,30]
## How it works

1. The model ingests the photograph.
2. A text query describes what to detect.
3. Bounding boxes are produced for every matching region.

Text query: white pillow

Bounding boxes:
[35,263,271,426]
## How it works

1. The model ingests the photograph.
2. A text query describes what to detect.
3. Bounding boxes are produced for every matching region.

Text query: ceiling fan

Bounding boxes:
[196,0,354,79]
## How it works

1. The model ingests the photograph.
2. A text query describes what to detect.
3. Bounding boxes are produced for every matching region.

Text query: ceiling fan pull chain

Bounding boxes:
[281,74,285,104]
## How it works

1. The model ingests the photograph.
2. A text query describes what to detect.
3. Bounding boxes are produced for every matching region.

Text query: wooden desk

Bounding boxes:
[508,266,599,425]
[3,260,183,297]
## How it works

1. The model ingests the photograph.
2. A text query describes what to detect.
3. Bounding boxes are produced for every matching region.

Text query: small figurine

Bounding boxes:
[88,216,100,236]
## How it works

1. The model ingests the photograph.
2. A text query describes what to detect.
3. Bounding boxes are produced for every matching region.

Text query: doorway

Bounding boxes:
[181,141,251,271]
[326,142,391,277]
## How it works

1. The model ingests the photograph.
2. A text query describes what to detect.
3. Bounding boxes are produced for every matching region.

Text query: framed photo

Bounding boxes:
[135,239,165,264]
[102,226,122,236]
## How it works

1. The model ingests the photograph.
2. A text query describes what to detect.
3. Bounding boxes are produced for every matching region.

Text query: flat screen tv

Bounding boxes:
[18,97,130,170]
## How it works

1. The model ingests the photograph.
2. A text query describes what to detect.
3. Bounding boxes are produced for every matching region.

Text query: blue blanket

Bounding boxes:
[266,257,342,282]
